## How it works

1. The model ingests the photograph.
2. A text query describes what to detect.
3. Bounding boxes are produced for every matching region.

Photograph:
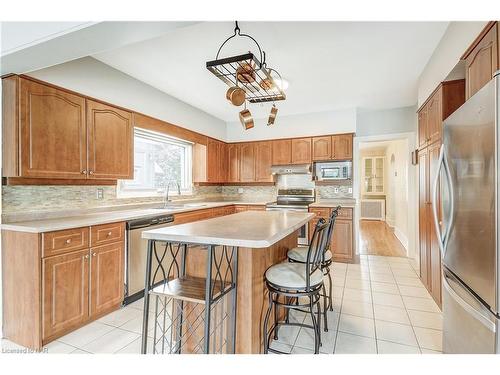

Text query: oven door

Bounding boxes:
[265,206,309,246]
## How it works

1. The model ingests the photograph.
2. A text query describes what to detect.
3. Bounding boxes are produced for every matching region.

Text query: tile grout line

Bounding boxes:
[331,264,347,354]
[367,257,379,354]
[389,259,423,354]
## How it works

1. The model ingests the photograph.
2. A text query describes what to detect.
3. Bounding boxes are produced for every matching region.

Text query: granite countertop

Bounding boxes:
[310,198,357,208]
[142,211,314,248]
[0,199,273,233]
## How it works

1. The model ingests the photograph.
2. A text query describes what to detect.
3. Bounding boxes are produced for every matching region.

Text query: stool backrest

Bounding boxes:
[324,206,341,253]
[305,218,330,290]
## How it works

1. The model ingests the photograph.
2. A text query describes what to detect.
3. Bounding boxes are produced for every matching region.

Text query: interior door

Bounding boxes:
[442,78,496,311]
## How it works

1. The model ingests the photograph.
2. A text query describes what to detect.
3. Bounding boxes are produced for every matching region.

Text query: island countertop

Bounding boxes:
[142,211,314,248]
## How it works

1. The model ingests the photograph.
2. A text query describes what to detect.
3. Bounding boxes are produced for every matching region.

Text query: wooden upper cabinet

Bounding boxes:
[227,143,240,182]
[464,22,498,100]
[240,143,256,182]
[272,139,292,165]
[332,134,353,160]
[291,138,312,164]
[90,242,124,317]
[218,142,228,182]
[427,89,442,146]
[255,141,273,182]
[19,78,87,179]
[418,105,429,149]
[42,249,89,341]
[206,138,220,182]
[312,136,332,161]
[86,100,133,179]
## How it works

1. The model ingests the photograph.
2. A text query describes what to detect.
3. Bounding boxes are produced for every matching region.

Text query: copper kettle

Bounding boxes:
[239,103,254,130]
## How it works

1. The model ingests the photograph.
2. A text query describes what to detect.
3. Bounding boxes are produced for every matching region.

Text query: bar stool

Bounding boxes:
[263,218,330,354]
[287,206,341,332]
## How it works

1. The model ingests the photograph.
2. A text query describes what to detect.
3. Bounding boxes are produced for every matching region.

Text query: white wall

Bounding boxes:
[27,57,227,140]
[385,139,410,250]
[226,108,356,142]
[356,106,417,137]
[417,21,487,106]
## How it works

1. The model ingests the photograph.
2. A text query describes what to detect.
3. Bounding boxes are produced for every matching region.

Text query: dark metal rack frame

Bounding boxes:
[206,52,286,104]
[141,240,238,354]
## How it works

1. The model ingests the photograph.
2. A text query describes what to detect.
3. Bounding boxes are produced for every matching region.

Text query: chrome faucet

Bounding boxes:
[164,180,181,208]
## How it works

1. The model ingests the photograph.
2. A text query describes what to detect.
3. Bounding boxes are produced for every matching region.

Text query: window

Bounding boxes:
[118,128,193,197]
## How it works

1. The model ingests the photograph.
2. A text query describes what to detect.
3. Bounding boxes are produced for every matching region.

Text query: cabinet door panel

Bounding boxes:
[418,147,430,289]
[218,142,228,182]
[331,219,353,261]
[465,24,498,99]
[90,242,124,317]
[255,141,273,182]
[427,91,442,146]
[291,138,312,164]
[418,107,428,149]
[42,249,89,340]
[206,138,220,182]
[312,136,332,161]
[332,134,353,160]
[20,79,87,179]
[272,139,291,165]
[240,143,256,182]
[227,144,241,182]
[87,100,133,179]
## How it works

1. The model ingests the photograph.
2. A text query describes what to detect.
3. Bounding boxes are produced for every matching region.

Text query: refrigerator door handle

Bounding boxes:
[432,144,451,258]
[443,272,496,332]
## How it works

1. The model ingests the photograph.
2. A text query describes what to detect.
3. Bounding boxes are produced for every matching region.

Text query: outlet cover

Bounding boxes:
[334,187,339,193]
[348,187,353,194]
[96,188,104,200]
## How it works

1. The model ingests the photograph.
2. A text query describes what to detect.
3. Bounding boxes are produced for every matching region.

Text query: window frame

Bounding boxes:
[117,127,193,198]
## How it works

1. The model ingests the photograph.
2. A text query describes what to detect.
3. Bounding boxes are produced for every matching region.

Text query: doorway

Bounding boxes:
[353,133,417,261]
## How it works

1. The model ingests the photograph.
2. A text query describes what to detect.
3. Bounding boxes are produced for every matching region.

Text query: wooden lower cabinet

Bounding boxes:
[90,242,125,317]
[309,207,354,262]
[42,249,90,341]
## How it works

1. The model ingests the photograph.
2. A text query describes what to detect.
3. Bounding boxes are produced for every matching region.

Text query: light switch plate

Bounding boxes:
[334,187,339,193]
[238,188,244,194]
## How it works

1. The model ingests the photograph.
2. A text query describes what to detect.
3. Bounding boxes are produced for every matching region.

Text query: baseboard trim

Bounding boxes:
[394,227,409,250]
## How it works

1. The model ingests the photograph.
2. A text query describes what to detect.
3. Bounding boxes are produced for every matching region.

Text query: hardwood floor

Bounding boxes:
[359,220,407,257]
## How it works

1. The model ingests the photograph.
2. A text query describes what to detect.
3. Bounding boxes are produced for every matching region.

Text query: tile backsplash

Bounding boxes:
[1,185,221,216]
[2,181,352,221]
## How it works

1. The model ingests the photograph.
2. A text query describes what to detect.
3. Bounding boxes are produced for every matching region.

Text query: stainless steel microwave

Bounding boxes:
[315,161,352,181]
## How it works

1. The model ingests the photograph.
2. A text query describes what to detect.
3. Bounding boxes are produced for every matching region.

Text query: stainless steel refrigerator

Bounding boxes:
[433,71,500,353]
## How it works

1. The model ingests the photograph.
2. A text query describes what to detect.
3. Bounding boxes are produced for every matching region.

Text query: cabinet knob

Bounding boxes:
[92,252,96,257]
[66,239,72,244]
[89,170,94,175]
[84,254,89,259]
[107,231,112,237]
[81,170,87,175]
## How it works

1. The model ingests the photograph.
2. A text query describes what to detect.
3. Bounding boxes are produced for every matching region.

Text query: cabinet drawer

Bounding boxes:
[309,207,330,218]
[90,222,125,246]
[338,207,353,220]
[42,227,89,257]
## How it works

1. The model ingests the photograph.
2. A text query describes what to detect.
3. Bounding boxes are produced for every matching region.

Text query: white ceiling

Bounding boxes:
[93,21,448,122]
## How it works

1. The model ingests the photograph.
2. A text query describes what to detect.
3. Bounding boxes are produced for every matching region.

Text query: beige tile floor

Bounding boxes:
[1,255,443,354]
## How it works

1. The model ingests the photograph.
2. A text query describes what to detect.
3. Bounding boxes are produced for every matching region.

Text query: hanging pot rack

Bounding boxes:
[206,21,286,104]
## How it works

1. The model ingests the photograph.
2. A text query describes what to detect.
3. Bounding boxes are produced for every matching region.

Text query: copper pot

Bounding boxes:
[226,86,246,106]
[259,78,274,90]
[267,105,278,126]
[236,63,256,84]
[239,108,254,130]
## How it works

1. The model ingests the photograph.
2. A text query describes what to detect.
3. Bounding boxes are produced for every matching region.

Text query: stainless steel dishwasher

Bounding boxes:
[124,214,175,305]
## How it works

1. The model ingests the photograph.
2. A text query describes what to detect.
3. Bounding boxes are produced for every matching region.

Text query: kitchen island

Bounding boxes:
[141,210,314,354]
